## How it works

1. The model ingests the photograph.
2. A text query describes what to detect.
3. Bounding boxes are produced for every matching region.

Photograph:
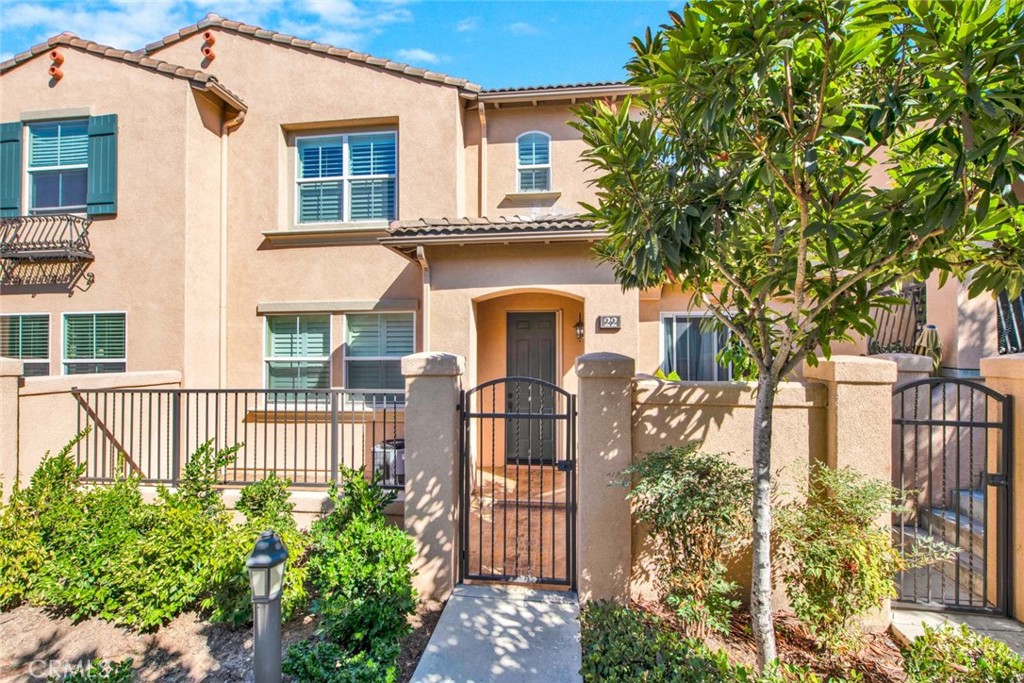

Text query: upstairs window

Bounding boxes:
[265,315,331,394]
[0,314,50,376]
[296,132,397,224]
[662,314,733,381]
[28,119,89,214]
[64,312,126,374]
[345,313,414,394]
[516,131,551,192]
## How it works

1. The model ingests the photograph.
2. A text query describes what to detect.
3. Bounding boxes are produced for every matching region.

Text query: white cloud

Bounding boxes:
[456,17,479,32]
[395,47,442,64]
[508,21,539,36]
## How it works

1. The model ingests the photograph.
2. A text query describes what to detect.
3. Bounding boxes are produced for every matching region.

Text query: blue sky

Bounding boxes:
[0,0,678,88]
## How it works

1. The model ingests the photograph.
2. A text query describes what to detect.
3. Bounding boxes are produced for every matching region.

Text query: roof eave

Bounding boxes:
[477,84,640,105]
[380,228,607,252]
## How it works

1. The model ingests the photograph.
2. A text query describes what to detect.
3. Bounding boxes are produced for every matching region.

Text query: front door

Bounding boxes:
[506,312,557,464]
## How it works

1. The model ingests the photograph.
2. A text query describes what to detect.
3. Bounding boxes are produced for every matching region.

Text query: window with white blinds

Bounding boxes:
[265,315,331,393]
[296,132,397,224]
[345,313,414,392]
[0,314,50,376]
[516,131,551,192]
[662,314,733,381]
[28,119,89,214]
[64,312,126,374]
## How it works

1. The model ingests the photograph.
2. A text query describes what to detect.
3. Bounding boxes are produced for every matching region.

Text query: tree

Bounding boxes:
[573,0,1024,669]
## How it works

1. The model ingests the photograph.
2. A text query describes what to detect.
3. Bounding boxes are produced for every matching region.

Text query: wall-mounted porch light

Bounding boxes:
[575,315,585,342]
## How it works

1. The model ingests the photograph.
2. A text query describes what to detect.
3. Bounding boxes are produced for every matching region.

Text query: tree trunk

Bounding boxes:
[750,371,778,670]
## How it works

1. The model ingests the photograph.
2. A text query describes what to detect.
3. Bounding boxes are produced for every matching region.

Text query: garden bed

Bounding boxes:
[0,599,443,682]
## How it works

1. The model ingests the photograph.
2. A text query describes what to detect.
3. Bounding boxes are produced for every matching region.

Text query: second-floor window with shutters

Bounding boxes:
[516,131,551,192]
[295,131,397,224]
[345,313,414,393]
[27,119,89,214]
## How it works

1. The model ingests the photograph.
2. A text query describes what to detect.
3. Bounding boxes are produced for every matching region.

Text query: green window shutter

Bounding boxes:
[0,122,22,217]
[86,114,117,216]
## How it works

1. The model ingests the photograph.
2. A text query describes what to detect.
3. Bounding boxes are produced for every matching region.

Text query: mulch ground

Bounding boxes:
[0,600,444,683]
[636,599,908,683]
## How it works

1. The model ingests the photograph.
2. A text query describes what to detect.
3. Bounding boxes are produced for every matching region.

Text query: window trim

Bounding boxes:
[0,312,51,376]
[659,311,734,382]
[24,119,90,216]
[61,310,127,375]
[515,130,552,193]
[262,313,333,392]
[341,311,416,393]
[293,130,398,227]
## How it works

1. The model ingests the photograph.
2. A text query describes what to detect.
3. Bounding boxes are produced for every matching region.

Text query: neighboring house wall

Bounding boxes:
[926,273,999,375]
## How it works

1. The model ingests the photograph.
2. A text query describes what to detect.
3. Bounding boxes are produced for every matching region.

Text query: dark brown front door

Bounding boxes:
[506,312,557,464]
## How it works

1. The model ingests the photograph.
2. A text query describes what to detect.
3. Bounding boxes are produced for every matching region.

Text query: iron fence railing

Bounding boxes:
[0,214,93,257]
[869,282,927,354]
[997,291,1024,355]
[71,388,405,489]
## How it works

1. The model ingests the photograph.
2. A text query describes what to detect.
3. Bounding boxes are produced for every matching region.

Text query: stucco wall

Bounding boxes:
[926,273,999,374]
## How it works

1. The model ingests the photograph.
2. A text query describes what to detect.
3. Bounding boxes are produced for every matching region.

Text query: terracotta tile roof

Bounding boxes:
[0,33,246,111]
[481,80,630,94]
[384,214,598,240]
[144,14,482,93]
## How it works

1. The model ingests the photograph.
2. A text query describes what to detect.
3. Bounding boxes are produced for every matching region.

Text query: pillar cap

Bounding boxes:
[872,353,933,373]
[0,357,23,378]
[980,353,1024,380]
[576,352,635,379]
[402,352,465,377]
[803,355,897,384]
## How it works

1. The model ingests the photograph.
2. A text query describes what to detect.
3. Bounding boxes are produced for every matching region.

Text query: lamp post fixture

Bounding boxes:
[247,530,288,683]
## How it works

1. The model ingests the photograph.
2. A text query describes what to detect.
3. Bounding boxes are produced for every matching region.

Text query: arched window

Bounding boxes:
[516,131,551,192]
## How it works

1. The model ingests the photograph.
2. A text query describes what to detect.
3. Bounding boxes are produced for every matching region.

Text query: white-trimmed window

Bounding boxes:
[64,312,126,374]
[295,131,397,224]
[265,315,331,393]
[661,313,733,381]
[27,119,89,214]
[345,313,414,393]
[0,314,50,376]
[516,131,551,192]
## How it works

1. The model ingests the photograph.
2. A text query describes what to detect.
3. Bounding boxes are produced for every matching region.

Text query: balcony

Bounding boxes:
[0,214,94,288]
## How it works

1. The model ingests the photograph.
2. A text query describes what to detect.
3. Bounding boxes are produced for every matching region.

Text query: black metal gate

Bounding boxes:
[459,377,576,587]
[892,378,1012,613]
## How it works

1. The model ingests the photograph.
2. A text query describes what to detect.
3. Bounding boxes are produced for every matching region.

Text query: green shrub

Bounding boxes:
[620,445,751,635]
[0,481,50,609]
[283,640,398,683]
[903,624,1024,683]
[776,464,952,652]
[48,658,133,682]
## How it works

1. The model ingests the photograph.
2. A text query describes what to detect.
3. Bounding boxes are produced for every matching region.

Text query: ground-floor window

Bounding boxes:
[63,312,126,374]
[0,314,50,376]
[265,314,331,393]
[345,312,414,393]
[661,313,733,381]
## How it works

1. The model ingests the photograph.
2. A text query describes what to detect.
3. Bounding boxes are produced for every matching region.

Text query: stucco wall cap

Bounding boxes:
[873,353,934,373]
[0,357,24,378]
[803,355,897,384]
[576,352,636,379]
[401,352,465,377]
[980,353,1024,380]
[19,371,182,396]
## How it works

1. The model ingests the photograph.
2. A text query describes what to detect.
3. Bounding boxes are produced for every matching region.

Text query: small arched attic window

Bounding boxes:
[516,131,551,192]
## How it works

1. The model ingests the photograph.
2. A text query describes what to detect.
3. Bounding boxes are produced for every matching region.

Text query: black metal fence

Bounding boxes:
[892,378,1011,613]
[997,291,1024,355]
[72,388,405,489]
[869,282,927,354]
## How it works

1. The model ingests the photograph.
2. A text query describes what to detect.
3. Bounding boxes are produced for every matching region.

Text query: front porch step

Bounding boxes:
[956,489,986,525]
[898,527,986,602]
[919,507,985,559]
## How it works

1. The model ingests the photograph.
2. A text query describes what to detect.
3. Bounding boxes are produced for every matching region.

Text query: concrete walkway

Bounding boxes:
[892,609,1024,656]
[411,584,582,683]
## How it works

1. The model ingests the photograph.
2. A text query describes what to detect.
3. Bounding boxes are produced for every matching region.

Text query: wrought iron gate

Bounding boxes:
[892,378,1012,613]
[459,377,576,587]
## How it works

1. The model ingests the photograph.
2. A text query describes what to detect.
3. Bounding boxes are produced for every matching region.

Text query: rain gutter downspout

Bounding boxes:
[219,107,246,388]
[416,246,431,352]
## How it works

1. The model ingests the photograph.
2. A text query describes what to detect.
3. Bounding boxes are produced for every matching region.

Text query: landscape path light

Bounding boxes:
[247,530,288,683]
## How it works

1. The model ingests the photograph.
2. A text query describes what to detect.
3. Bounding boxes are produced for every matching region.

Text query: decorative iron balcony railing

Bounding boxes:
[0,214,93,260]
[868,281,927,354]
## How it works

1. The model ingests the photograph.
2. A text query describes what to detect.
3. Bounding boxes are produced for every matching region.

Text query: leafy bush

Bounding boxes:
[902,624,1024,683]
[283,640,398,683]
[776,463,952,651]
[621,445,751,635]
[0,480,51,609]
[48,658,133,682]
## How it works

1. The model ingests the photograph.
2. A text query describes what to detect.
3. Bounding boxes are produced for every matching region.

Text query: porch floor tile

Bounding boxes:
[891,609,1024,656]
[410,584,582,683]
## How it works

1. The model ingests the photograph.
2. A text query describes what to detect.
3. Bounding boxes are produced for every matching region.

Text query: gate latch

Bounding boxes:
[556,460,574,473]
[986,472,1009,488]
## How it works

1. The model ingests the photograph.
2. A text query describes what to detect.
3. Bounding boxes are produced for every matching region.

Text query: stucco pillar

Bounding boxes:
[978,353,1024,620]
[0,357,22,501]
[804,355,897,629]
[874,353,933,388]
[575,352,635,602]
[402,352,465,602]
